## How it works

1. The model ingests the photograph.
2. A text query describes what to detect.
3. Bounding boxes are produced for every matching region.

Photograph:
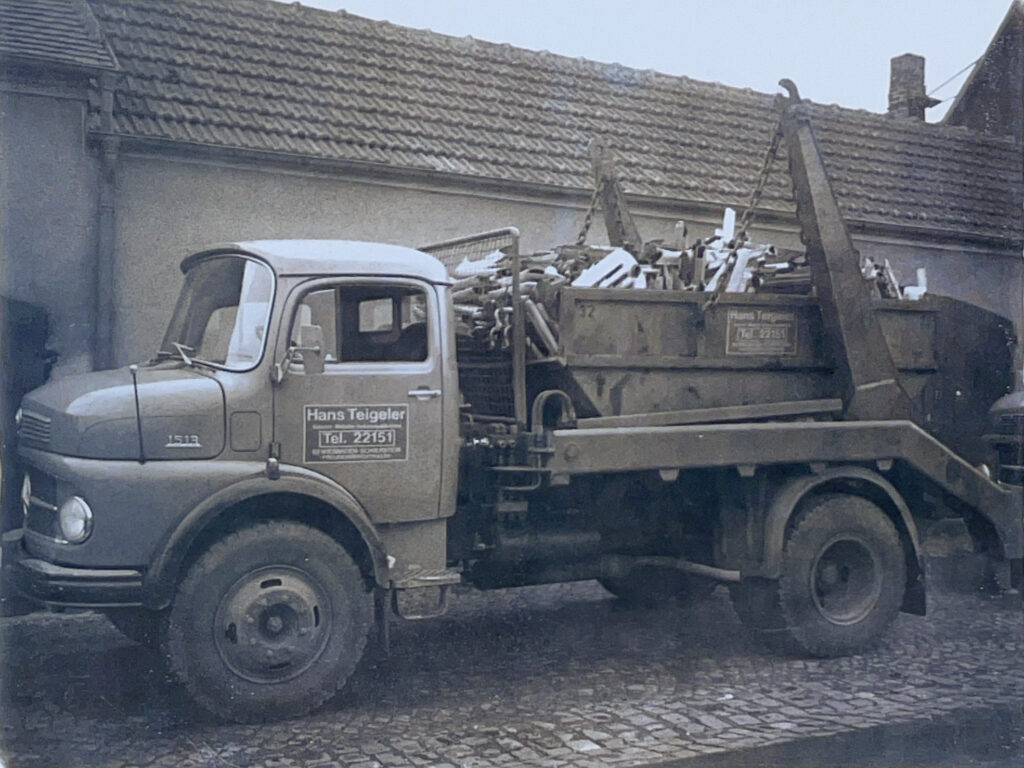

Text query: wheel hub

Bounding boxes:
[214,565,332,683]
[811,537,882,625]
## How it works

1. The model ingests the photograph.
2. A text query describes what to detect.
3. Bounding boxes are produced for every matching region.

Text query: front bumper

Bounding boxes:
[2,529,143,608]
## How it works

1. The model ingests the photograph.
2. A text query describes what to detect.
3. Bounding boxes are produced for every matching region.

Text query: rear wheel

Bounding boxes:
[731,494,906,657]
[728,577,795,654]
[163,521,372,722]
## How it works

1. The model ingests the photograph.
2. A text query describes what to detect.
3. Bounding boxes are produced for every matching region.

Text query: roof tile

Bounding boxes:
[51,0,1019,241]
[1,0,117,70]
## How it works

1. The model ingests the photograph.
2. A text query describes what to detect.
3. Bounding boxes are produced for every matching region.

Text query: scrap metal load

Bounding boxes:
[447,226,802,359]
[444,209,914,362]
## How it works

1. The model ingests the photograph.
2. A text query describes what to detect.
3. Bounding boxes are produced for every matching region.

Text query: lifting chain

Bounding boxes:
[575,186,601,246]
[736,114,784,242]
[578,114,781,248]
[701,113,785,313]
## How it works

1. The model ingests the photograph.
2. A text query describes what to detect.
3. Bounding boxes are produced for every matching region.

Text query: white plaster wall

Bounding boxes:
[111,153,1022,368]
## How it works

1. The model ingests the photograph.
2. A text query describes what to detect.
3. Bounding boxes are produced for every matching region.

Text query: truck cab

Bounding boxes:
[13,240,463,586]
[8,241,466,719]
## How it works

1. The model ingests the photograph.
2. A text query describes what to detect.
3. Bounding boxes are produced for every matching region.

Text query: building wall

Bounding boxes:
[110,153,583,363]
[0,70,99,375]
[945,7,1024,143]
[109,153,721,364]
[109,152,1022,367]
[943,3,1024,380]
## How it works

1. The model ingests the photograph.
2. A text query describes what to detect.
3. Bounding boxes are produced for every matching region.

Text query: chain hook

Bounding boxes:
[736,112,785,243]
[575,187,600,246]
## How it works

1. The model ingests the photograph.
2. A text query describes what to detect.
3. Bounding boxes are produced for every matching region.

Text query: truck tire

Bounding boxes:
[599,567,716,607]
[728,577,796,654]
[104,608,164,649]
[163,521,372,722]
[732,494,905,657]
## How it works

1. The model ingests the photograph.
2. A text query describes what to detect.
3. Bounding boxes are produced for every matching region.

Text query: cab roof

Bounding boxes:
[183,240,450,283]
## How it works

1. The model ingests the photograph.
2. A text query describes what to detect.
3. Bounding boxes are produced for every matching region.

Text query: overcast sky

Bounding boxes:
[290,0,1013,120]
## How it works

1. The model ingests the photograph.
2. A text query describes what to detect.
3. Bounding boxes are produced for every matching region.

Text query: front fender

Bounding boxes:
[756,466,925,614]
[143,465,388,608]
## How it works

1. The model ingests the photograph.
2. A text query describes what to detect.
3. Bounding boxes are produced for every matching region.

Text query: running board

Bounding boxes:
[390,566,462,621]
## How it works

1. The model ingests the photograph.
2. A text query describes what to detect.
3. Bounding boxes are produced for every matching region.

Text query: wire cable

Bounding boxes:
[928,56,982,96]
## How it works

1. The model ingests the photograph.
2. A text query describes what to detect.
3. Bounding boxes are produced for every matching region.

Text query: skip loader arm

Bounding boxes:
[776,79,915,422]
[588,138,644,257]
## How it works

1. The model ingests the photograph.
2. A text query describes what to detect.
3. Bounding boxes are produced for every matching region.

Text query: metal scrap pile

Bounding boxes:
[450,209,810,358]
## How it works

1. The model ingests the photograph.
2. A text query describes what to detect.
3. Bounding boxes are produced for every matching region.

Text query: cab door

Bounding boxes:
[273,278,443,523]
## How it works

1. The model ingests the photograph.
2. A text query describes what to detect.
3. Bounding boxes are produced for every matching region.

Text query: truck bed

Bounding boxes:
[458,287,1014,467]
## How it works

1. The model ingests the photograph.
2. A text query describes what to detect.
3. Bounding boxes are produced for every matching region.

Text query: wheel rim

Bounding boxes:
[810,536,882,625]
[214,565,332,683]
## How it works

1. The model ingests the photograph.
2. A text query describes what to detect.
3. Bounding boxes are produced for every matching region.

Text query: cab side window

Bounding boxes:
[293,284,429,368]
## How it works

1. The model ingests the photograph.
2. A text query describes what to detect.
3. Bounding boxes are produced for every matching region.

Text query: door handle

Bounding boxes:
[408,388,441,400]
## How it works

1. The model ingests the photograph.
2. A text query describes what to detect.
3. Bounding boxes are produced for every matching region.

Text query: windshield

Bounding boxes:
[159,255,274,371]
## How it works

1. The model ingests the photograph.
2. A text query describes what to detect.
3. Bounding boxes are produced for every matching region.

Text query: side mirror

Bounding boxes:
[271,323,327,385]
[296,323,325,375]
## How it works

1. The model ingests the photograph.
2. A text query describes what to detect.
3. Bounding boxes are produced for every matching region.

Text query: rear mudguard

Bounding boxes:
[755,466,925,615]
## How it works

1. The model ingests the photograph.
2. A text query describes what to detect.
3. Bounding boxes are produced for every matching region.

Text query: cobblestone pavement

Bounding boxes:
[0,576,1020,768]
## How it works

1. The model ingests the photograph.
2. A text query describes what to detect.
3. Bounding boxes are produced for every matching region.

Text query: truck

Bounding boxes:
[6,84,1023,722]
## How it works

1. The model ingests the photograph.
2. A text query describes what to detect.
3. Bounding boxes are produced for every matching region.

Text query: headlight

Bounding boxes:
[58,496,93,543]
[14,407,22,428]
[20,474,31,518]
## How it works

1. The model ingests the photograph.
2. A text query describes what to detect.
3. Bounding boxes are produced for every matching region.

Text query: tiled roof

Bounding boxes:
[0,0,117,71]
[79,0,1023,243]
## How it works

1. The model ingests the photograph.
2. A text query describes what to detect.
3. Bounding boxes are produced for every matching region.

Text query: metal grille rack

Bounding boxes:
[420,228,524,423]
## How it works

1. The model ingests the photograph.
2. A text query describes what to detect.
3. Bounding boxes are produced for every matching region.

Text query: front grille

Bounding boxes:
[997,414,1024,440]
[18,410,51,449]
[23,468,59,539]
[989,413,1024,485]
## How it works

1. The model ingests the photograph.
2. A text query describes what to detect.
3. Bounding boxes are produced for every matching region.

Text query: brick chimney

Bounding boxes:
[888,53,941,120]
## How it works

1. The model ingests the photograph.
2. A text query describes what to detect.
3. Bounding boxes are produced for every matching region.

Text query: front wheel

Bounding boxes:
[732,494,906,657]
[164,521,372,722]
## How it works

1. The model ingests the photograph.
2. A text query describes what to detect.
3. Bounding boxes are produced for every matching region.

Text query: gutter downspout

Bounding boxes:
[93,72,119,371]
[1015,118,1023,392]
